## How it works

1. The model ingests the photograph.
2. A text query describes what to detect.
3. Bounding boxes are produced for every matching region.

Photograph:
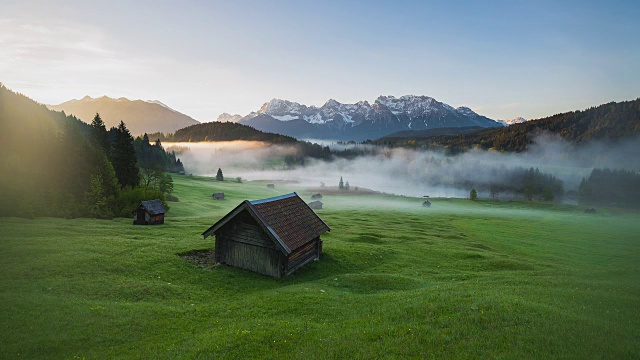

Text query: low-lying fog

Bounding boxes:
[165,134,639,199]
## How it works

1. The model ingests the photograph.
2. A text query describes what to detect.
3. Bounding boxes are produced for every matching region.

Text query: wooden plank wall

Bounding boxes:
[216,215,283,277]
[287,239,319,273]
[222,240,281,277]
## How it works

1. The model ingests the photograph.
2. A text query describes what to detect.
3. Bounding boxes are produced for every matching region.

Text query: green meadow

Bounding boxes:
[1,175,639,359]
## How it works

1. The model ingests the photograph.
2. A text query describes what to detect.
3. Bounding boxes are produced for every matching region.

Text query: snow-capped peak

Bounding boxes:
[376,94,440,116]
[323,98,342,107]
[259,98,304,115]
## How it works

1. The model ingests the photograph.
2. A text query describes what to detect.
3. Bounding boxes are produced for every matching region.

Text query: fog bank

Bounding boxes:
[165,135,639,199]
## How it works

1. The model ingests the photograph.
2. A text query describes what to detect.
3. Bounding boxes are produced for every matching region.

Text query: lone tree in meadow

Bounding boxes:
[339,176,344,190]
[216,168,224,181]
[470,188,478,201]
[345,181,350,191]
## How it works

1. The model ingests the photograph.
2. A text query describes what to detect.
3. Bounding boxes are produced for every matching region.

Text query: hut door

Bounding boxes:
[136,209,147,224]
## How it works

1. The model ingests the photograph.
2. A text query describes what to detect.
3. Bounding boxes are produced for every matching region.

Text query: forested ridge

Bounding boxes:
[370,99,640,152]
[148,122,341,163]
[0,84,181,218]
[148,121,298,144]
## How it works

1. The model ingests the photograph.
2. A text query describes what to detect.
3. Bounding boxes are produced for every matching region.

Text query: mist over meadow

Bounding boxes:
[166,134,640,199]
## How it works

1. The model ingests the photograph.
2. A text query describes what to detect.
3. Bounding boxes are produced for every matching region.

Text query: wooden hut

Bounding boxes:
[202,193,330,278]
[422,200,431,208]
[213,192,225,200]
[267,184,275,189]
[311,193,323,200]
[308,200,323,210]
[133,199,166,225]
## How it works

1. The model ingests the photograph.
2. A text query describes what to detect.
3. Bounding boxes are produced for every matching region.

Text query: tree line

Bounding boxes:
[579,168,640,208]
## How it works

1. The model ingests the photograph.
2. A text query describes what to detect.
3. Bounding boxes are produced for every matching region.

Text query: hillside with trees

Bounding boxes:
[152,122,299,144]
[369,99,640,152]
[148,122,339,163]
[0,84,179,218]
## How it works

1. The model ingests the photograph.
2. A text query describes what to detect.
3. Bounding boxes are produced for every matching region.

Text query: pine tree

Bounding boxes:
[470,188,478,200]
[216,168,224,181]
[111,121,140,188]
[91,113,110,155]
[339,176,344,190]
[345,181,350,191]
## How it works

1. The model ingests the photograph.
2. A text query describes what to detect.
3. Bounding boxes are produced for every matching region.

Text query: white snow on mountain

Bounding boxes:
[239,95,501,135]
[271,114,299,121]
[498,117,528,126]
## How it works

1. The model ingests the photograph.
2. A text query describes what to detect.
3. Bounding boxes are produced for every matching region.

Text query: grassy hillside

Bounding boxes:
[1,176,639,358]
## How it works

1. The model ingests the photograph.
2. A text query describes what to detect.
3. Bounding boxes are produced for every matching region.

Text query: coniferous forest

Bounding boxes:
[0,84,181,218]
[579,168,640,208]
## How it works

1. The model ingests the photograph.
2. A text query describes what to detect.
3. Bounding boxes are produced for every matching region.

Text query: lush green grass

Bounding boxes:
[1,175,639,359]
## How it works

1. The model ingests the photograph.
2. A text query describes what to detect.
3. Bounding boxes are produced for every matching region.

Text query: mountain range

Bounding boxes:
[236,95,502,141]
[48,96,200,136]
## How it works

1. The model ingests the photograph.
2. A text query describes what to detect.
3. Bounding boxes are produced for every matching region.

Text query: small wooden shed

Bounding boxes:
[308,200,323,210]
[311,193,323,200]
[422,200,431,208]
[213,192,225,200]
[202,193,330,278]
[267,184,275,189]
[133,199,166,225]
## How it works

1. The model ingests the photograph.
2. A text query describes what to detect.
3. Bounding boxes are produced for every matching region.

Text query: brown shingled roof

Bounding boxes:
[202,193,330,254]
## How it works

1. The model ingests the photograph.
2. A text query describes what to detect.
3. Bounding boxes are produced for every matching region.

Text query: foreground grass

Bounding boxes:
[1,176,639,359]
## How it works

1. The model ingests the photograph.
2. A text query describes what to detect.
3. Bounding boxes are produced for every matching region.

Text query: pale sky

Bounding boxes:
[1,0,639,122]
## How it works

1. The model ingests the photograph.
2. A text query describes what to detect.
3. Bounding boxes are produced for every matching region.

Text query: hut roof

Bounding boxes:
[202,193,330,254]
[308,200,323,206]
[137,199,166,215]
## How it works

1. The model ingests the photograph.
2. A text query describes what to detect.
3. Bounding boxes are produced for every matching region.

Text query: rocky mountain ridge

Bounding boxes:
[238,95,501,140]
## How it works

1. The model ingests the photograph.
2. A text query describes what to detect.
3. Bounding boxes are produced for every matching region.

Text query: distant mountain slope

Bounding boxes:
[371,99,640,152]
[216,113,243,123]
[48,96,200,136]
[237,95,502,141]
